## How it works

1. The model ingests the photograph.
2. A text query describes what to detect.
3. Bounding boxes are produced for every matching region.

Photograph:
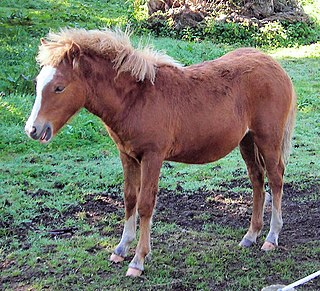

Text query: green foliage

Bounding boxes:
[128,1,320,48]
[132,14,319,47]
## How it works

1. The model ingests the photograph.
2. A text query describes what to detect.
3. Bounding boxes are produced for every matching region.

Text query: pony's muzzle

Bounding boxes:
[25,122,53,143]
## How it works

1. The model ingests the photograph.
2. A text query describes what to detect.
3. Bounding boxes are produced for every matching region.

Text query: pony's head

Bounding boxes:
[25,38,86,143]
[25,28,181,143]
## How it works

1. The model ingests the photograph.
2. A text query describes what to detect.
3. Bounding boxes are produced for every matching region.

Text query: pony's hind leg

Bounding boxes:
[261,156,285,250]
[239,132,266,247]
[253,136,285,251]
[110,153,141,263]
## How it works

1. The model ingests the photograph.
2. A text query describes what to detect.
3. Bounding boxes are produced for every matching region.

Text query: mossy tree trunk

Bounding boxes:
[241,0,302,18]
[147,0,305,21]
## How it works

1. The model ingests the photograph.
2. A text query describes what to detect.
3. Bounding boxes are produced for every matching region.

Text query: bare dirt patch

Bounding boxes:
[19,181,320,247]
[154,182,320,247]
[2,181,319,290]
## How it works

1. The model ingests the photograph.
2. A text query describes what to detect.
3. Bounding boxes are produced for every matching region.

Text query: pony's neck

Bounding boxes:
[82,56,140,128]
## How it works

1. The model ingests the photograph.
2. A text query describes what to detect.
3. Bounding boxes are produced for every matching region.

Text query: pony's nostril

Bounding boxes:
[30,126,38,139]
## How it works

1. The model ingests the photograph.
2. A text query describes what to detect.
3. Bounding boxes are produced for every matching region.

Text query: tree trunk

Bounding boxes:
[147,0,304,20]
[241,0,302,18]
[243,0,275,18]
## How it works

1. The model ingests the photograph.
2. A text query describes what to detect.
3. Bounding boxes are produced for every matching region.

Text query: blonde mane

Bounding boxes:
[37,28,181,83]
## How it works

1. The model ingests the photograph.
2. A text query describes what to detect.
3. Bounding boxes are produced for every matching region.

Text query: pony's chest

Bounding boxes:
[105,125,142,160]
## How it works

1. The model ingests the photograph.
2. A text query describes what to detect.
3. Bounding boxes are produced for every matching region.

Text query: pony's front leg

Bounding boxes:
[110,153,141,263]
[126,153,163,277]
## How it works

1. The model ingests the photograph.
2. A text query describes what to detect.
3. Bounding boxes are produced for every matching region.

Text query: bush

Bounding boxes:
[129,7,319,47]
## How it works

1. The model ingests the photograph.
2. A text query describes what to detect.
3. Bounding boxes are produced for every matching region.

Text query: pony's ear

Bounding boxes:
[67,42,82,69]
[40,38,47,45]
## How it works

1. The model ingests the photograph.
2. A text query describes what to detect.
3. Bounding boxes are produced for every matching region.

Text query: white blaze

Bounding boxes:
[25,66,56,133]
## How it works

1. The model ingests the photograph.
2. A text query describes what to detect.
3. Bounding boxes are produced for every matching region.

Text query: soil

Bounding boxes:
[5,180,319,248]
[156,182,320,247]
[2,180,319,289]
[65,181,319,248]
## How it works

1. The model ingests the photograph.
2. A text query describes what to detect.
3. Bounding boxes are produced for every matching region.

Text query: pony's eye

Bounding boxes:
[55,86,65,93]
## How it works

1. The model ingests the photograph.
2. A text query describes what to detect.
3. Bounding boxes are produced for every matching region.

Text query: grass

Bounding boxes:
[0,0,319,290]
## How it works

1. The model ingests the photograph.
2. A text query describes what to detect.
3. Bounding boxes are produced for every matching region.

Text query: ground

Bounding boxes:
[2,179,319,290]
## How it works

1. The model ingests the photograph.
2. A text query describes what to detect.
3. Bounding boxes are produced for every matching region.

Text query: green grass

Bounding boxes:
[0,0,131,94]
[1,1,319,290]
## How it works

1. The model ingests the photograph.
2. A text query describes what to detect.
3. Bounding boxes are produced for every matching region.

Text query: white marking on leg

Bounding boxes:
[264,192,272,205]
[114,214,137,257]
[128,213,154,273]
[25,66,56,134]
[121,214,137,244]
[240,191,268,247]
[266,203,283,245]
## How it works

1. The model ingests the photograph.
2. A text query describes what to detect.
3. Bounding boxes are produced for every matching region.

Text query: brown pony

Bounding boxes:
[25,28,296,277]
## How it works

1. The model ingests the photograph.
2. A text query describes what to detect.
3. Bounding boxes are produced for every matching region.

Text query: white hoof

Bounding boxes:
[110,253,124,263]
[261,241,276,251]
[126,267,142,277]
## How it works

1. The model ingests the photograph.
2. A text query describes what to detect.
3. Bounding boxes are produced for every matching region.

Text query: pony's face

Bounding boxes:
[25,61,86,143]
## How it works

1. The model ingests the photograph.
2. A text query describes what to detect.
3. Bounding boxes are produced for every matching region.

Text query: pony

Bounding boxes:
[25,28,296,277]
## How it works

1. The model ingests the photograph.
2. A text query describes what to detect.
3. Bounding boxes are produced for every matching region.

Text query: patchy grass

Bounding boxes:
[0,0,130,94]
[0,1,319,290]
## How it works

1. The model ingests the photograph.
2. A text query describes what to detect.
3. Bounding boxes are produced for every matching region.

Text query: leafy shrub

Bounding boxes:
[129,8,319,47]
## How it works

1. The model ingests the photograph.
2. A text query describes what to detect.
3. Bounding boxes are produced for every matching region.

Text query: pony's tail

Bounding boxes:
[281,89,297,165]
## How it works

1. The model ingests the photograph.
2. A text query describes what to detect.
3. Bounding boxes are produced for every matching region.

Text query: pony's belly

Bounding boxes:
[166,143,237,164]
[167,155,222,164]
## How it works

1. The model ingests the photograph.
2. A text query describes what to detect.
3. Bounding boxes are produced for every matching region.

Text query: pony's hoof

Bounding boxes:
[126,267,142,277]
[239,237,254,248]
[261,241,276,251]
[110,253,124,263]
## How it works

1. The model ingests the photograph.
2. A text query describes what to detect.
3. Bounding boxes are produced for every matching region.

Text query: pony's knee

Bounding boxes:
[251,220,263,233]
[137,197,156,218]
[125,198,137,212]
